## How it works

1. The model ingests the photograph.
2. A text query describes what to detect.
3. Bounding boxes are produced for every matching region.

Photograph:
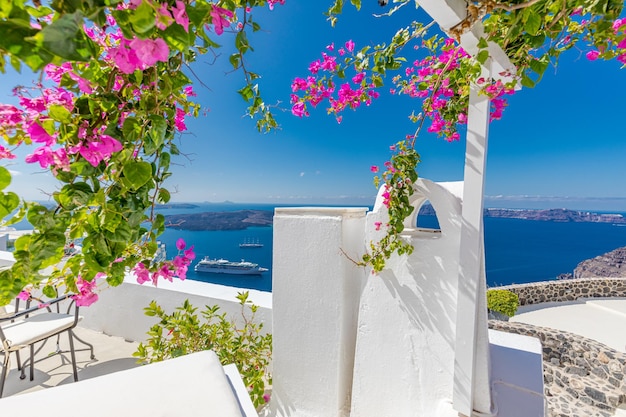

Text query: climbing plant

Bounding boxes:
[290,0,625,272]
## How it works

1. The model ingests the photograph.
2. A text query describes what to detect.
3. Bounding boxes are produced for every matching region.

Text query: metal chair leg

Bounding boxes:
[29,343,34,381]
[72,332,96,360]
[0,352,10,398]
[68,330,78,382]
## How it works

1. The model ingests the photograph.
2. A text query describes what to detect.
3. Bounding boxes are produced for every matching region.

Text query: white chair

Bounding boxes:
[0,293,92,397]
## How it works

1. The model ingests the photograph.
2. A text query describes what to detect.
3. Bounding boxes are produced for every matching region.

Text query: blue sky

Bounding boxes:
[2,2,625,210]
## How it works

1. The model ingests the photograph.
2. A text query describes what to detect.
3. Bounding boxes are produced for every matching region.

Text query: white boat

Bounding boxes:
[239,238,263,248]
[194,256,268,275]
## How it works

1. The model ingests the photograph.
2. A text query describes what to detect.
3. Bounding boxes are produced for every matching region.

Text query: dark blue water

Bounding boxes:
[155,203,626,292]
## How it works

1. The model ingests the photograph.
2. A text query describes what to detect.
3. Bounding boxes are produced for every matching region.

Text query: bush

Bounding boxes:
[486,289,519,318]
[134,292,272,409]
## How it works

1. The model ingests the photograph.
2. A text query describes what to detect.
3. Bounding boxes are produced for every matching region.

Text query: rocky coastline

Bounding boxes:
[164,210,273,231]
[573,247,626,278]
[418,205,626,224]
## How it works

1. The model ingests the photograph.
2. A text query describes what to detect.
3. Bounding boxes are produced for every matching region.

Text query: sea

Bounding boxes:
[156,203,626,293]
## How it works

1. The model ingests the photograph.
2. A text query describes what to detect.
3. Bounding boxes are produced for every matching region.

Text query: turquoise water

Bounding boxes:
[156,204,626,292]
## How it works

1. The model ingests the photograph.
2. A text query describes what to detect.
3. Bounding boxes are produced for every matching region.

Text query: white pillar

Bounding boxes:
[452,71,494,416]
[269,207,367,417]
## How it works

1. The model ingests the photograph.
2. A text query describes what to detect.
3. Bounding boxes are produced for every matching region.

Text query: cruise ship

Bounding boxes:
[194,256,268,275]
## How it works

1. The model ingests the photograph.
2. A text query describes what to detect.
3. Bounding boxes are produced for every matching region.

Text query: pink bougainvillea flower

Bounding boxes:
[320,53,337,71]
[0,104,22,127]
[586,50,600,60]
[72,275,100,307]
[0,145,15,160]
[25,146,54,168]
[156,3,174,30]
[184,246,196,260]
[613,18,626,33]
[370,165,379,173]
[352,72,365,84]
[345,39,355,53]
[308,60,321,74]
[291,101,306,117]
[176,238,186,250]
[172,1,190,32]
[210,5,233,35]
[374,221,382,231]
[17,290,31,301]
[174,107,187,131]
[267,0,285,10]
[109,42,141,74]
[130,37,170,67]
[134,262,151,285]
[184,85,197,97]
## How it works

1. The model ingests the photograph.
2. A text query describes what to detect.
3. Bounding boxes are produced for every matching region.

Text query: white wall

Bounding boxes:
[350,180,464,417]
[269,207,368,417]
[80,275,272,343]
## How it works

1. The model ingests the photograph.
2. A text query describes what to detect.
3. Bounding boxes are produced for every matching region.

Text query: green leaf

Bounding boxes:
[58,182,93,209]
[105,220,132,243]
[477,37,489,49]
[350,0,361,10]
[0,191,19,219]
[158,188,171,204]
[525,13,542,36]
[521,74,536,88]
[476,50,490,65]
[235,31,249,54]
[163,23,191,52]
[37,12,94,61]
[121,161,152,191]
[147,115,167,151]
[229,53,241,69]
[122,117,141,143]
[0,21,50,70]
[129,1,155,34]
[238,85,254,102]
[0,166,11,191]
[48,104,72,123]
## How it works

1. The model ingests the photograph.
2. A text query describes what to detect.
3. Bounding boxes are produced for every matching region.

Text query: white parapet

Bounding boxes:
[80,275,272,343]
[269,207,368,417]
[350,179,465,417]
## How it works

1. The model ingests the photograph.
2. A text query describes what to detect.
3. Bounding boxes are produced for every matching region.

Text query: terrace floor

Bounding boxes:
[2,326,139,398]
[511,297,626,353]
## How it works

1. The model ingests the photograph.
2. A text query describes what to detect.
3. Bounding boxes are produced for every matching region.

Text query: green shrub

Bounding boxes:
[486,289,519,318]
[134,292,272,409]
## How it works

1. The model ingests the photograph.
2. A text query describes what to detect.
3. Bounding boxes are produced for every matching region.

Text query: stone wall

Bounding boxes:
[493,278,626,306]
[489,278,626,416]
[489,320,626,417]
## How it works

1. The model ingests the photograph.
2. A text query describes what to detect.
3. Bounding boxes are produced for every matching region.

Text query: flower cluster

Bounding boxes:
[586,17,626,63]
[391,38,516,142]
[291,40,381,123]
[134,238,196,286]
[73,274,103,307]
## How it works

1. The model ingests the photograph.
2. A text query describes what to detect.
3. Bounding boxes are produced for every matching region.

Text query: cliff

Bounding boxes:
[573,246,626,278]
[164,210,273,231]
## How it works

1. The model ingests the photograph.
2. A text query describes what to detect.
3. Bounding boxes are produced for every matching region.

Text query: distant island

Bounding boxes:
[164,210,272,231]
[156,203,200,209]
[419,205,626,224]
[163,206,625,231]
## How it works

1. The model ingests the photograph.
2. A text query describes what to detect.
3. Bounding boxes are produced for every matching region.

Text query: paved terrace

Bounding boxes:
[512,298,626,354]
[2,327,139,398]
